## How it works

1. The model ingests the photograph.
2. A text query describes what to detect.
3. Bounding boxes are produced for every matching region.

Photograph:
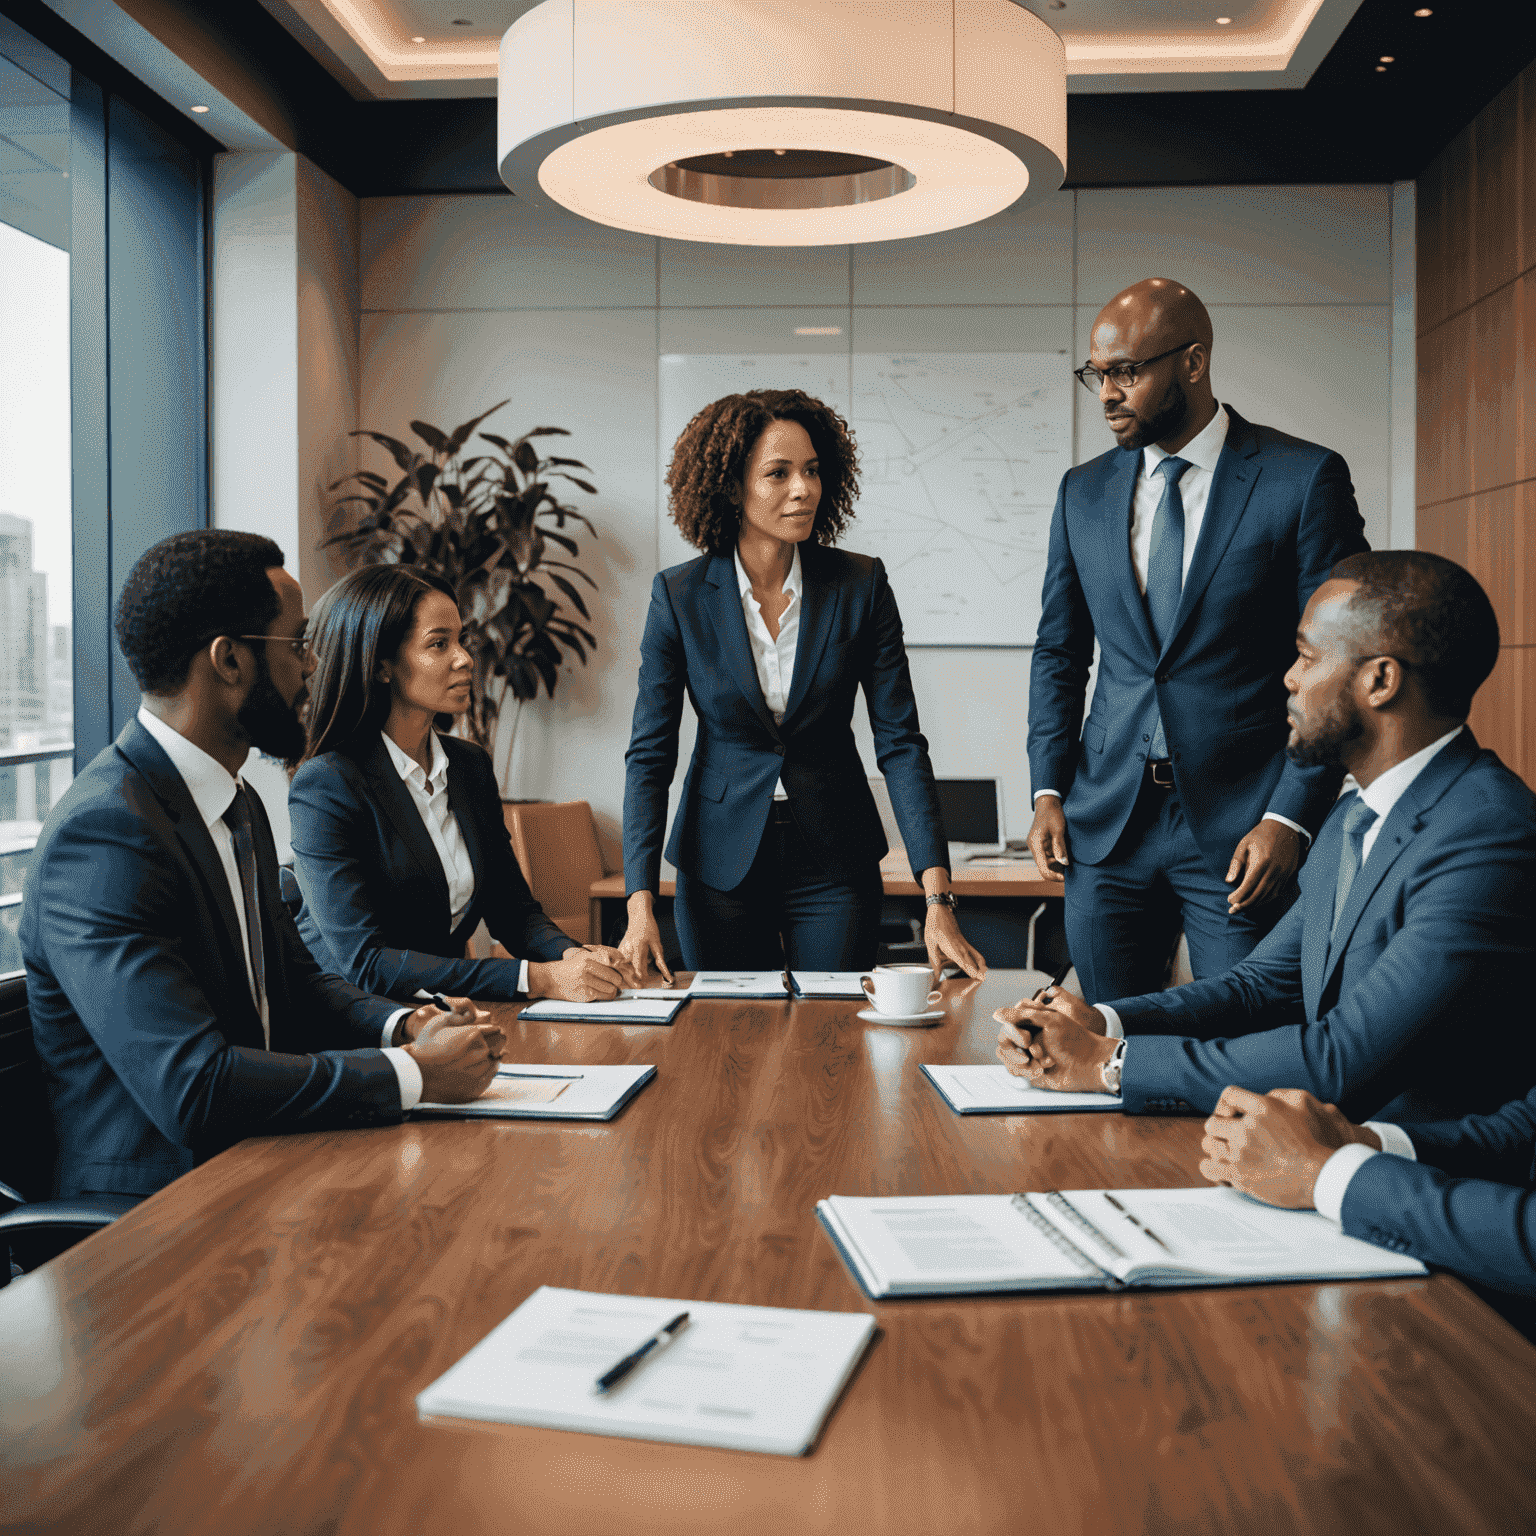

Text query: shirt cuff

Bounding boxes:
[382,1007,413,1048]
[519,958,530,995]
[1364,1120,1418,1161]
[382,1044,424,1111]
[1095,1004,1124,1040]
[1032,789,1061,802]
[1311,1142,1380,1223]
[1262,811,1311,845]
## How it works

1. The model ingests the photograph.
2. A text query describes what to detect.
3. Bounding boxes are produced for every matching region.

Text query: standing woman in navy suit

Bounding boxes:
[289,566,628,1004]
[619,388,986,980]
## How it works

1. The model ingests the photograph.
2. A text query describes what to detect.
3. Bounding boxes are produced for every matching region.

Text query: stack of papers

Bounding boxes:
[921,1063,1121,1114]
[415,1063,656,1120]
[817,1190,1428,1299]
[519,993,687,1024]
[688,971,871,999]
[416,1285,876,1455]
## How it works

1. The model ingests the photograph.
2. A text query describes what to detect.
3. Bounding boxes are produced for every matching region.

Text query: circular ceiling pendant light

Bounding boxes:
[498,0,1067,246]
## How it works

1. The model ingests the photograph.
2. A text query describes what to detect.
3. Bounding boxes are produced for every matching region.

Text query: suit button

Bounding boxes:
[1142,734,1149,743]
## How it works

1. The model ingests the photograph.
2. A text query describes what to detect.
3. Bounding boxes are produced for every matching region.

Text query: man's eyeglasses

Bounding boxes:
[228,631,312,663]
[1073,340,1198,393]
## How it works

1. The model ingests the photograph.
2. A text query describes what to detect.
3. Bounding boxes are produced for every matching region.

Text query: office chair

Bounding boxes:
[499,800,606,946]
[0,973,135,1284]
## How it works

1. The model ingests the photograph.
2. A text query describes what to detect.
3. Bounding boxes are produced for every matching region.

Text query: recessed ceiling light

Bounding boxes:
[1216,15,1231,23]
[411,35,425,43]
[1379,55,1394,63]
[1415,7,1432,14]
[1375,64,1387,72]
[794,326,842,335]
[191,104,209,113]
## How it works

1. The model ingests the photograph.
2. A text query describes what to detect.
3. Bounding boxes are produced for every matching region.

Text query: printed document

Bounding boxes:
[922,1063,1121,1114]
[416,1285,875,1455]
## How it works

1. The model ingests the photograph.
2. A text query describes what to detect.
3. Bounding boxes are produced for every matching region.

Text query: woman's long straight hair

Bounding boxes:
[299,565,460,766]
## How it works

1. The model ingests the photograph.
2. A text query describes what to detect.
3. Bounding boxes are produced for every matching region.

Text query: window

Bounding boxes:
[0,39,74,973]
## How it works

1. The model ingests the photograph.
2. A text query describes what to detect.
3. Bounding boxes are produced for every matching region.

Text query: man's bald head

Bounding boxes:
[1087,278,1217,453]
[1092,278,1213,361]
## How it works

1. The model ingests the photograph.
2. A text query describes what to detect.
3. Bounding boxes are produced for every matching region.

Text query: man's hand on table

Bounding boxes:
[992,987,1114,1092]
[528,947,625,1002]
[1199,1086,1382,1208]
[405,1006,505,1103]
[395,995,486,1044]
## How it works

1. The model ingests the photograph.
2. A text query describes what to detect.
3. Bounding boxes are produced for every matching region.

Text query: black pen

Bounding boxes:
[593,1311,690,1394]
[428,993,455,1013]
[1103,1193,1173,1254]
[782,968,804,998]
[1031,962,1074,1004]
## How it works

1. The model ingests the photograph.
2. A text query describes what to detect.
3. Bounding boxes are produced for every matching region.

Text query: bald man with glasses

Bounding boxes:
[1026,277,1369,1004]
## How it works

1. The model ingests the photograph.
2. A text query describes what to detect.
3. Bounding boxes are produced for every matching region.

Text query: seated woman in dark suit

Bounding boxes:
[619,387,986,981]
[290,566,626,1003]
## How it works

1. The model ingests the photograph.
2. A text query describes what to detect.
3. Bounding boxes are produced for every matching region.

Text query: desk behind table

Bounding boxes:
[5,972,1534,1535]
[588,857,1065,967]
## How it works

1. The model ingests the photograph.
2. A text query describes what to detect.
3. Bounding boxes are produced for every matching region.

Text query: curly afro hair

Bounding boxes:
[665,388,860,554]
[115,529,286,694]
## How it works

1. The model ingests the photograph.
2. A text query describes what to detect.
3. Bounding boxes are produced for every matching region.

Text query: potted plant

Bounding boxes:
[324,400,599,795]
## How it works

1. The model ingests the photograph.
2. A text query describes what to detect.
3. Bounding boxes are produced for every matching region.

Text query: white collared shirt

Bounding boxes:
[735,543,802,800]
[135,707,420,1108]
[1347,726,1464,866]
[381,730,530,996]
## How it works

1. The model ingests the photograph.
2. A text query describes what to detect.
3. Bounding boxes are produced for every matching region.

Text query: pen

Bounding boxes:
[782,968,804,998]
[495,1068,584,1080]
[428,993,455,1013]
[1103,1193,1173,1254]
[1030,962,1074,1004]
[593,1311,690,1394]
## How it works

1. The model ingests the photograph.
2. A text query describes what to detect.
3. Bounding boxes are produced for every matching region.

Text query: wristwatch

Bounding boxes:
[1102,1039,1127,1095]
[925,892,959,911]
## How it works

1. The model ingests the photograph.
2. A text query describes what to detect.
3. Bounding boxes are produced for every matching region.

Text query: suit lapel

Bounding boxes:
[1319,731,1481,994]
[114,721,262,1040]
[1105,451,1158,659]
[444,747,486,889]
[781,543,837,725]
[1159,409,1260,663]
[700,552,783,738]
[360,735,452,907]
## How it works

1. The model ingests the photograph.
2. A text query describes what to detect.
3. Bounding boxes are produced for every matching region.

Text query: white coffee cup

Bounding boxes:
[860,964,941,1017]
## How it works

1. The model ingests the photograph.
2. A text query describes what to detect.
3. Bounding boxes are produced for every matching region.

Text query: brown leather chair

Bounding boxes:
[497,800,605,949]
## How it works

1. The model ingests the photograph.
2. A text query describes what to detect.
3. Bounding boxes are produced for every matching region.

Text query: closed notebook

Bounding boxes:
[789,972,869,999]
[688,972,791,998]
[921,1063,1121,1114]
[816,1189,1427,1299]
[415,1064,655,1120]
[518,994,687,1024]
[416,1284,876,1456]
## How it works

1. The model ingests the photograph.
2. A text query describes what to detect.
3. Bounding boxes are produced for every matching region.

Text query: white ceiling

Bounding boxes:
[260,0,1364,100]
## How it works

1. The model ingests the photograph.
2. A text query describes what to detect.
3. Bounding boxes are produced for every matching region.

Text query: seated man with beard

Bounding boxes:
[995,551,1536,1127]
[21,531,503,1202]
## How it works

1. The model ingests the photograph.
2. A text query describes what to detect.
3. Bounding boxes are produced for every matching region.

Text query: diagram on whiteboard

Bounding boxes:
[657,352,1071,645]
[850,353,1071,646]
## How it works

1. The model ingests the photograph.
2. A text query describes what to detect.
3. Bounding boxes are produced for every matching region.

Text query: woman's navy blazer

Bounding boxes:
[289,734,572,1002]
[623,542,949,895]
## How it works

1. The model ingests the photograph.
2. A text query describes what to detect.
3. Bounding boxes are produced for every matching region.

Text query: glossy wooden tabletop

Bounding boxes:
[4,972,1536,1536]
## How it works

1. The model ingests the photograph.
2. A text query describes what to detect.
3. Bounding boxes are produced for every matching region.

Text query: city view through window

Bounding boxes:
[0,217,74,972]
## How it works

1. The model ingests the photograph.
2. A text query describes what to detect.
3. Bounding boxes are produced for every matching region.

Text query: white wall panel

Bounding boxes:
[360,195,656,312]
[659,239,850,308]
[1075,186,1391,307]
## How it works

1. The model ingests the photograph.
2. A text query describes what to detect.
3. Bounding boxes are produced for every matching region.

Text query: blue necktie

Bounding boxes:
[1145,456,1190,759]
[1330,794,1379,937]
[223,785,268,1027]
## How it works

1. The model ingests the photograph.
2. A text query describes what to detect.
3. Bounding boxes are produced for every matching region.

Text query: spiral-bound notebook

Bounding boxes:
[815,1189,1427,1298]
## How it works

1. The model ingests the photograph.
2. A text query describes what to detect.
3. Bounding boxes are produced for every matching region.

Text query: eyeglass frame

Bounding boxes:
[1073,340,1200,394]
[218,630,313,662]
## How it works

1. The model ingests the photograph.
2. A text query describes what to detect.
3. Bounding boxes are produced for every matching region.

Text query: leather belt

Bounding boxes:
[1146,759,1175,789]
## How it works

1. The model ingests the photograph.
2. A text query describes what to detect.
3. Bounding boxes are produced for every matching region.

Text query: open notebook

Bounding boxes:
[922,1063,1121,1114]
[817,1189,1427,1298]
[415,1063,656,1120]
[689,972,869,999]
[518,993,688,1024]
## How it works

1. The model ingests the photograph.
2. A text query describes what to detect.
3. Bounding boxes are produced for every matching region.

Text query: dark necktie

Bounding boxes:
[222,784,268,1030]
[1145,455,1191,759]
[1330,794,1379,937]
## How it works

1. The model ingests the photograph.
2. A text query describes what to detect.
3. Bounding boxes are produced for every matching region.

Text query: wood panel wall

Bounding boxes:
[1418,61,1536,787]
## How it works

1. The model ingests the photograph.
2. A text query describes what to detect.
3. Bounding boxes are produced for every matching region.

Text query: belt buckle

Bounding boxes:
[1150,760,1174,788]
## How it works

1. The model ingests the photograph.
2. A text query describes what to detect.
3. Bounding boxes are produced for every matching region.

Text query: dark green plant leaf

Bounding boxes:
[550,472,599,495]
[540,529,579,557]
[410,420,450,453]
[512,441,540,476]
[543,559,598,589]
[526,427,571,438]
[446,399,510,452]
[352,430,418,472]
[543,456,591,470]
[545,572,591,619]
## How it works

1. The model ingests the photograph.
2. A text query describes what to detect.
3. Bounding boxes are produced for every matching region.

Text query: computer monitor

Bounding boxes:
[934,778,1003,850]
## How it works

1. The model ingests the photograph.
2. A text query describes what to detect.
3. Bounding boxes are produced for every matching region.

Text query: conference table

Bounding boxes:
[4,972,1536,1535]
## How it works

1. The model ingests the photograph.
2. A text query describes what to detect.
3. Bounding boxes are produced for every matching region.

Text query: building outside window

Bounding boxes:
[0,42,74,973]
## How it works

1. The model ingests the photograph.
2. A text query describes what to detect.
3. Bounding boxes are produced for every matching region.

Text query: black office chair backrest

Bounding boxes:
[0,972,57,1205]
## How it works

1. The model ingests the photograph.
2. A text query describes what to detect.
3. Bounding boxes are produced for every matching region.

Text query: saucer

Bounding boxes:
[856,1007,945,1027]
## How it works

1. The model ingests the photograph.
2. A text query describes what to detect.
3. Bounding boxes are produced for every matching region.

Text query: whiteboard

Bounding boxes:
[657,352,1071,645]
